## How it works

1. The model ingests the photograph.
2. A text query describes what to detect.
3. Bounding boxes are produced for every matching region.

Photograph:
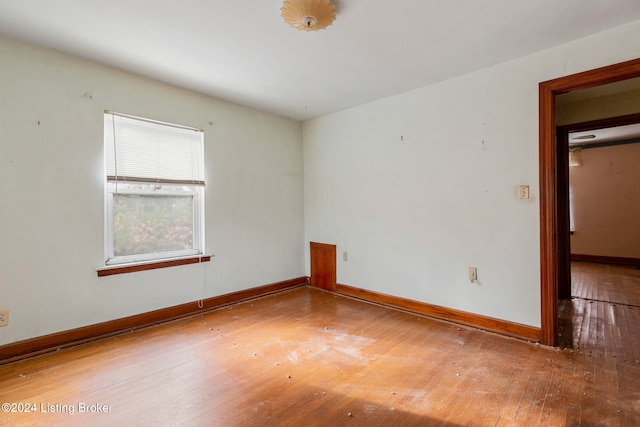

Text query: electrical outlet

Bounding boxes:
[0,310,8,327]
[469,267,478,282]
[518,185,530,200]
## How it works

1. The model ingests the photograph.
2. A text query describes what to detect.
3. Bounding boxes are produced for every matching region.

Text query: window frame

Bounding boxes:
[101,111,206,272]
[105,182,204,266]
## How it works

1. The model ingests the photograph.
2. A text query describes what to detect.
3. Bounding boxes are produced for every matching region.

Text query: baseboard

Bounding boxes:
[0,277,307,364]
[571,254,640,267]
[335,283,541,342]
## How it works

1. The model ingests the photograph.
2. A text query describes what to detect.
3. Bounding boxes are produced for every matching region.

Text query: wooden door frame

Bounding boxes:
[539,57,640,346]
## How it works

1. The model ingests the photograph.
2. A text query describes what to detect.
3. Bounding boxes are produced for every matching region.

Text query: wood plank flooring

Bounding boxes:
[556,261,640,425]
[558,261,640,364]
[1,279,639,426]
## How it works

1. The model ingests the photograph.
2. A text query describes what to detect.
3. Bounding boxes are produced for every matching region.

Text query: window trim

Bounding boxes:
[103,111,206,272]
[96,254,211,277]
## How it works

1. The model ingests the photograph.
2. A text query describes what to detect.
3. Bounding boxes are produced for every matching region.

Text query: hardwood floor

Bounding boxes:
[558,261,640,363]
[1,283,639,426]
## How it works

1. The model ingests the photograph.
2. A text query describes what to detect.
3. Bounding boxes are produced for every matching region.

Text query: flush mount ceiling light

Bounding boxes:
[571,134,597,140]
[281,0,336,31]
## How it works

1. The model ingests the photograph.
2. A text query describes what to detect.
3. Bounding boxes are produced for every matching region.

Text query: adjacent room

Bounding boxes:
[1,1,640,425]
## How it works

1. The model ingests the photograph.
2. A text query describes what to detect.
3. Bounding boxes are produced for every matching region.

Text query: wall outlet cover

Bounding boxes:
[518,185,530,200]
[0,310,8,327]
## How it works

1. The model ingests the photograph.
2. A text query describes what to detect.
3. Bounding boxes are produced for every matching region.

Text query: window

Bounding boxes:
[103,111,205,266]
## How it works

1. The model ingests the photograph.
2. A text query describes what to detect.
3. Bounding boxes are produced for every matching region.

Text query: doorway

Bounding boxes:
[557,114,640,351]
[539,57,640,346]
[556,114,640,294]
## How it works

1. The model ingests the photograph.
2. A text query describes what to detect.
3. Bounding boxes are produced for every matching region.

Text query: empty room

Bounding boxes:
[1,1,640,425]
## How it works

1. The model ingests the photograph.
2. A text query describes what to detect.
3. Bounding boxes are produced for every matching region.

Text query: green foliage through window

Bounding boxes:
[113,194,194,257]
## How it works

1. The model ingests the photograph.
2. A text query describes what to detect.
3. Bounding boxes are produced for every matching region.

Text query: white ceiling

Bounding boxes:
[1,1,640,121]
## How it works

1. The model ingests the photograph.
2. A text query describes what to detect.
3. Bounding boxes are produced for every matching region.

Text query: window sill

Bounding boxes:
[97,254,212,277]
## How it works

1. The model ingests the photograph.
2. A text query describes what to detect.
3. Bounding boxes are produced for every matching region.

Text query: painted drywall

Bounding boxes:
[0,35,304,345]
[304,20,640,327]
[570,144,640,259]
[557,86,640,125]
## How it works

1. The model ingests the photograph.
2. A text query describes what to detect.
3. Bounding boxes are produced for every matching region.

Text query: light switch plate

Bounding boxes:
[469,267,478,282]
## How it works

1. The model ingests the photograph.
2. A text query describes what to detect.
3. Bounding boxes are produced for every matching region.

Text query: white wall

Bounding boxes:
[303,20,640,328]
[570,144,640,259]
[557,86,640,125]
[0,35,304,345]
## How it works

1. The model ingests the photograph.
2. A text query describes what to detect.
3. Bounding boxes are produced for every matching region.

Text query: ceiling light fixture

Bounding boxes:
[281,0,336,32]
[570,134,597,140]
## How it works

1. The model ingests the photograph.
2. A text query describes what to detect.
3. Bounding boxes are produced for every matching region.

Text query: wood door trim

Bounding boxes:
[559,112,640,133]
[539,57,640,346]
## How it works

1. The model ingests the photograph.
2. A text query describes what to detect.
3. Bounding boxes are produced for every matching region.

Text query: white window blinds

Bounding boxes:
[104,111,205,186]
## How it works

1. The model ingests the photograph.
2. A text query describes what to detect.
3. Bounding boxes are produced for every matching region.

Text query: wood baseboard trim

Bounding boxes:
[0,277,307,364]
[335,283,541,342]
[571,254,640,267]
